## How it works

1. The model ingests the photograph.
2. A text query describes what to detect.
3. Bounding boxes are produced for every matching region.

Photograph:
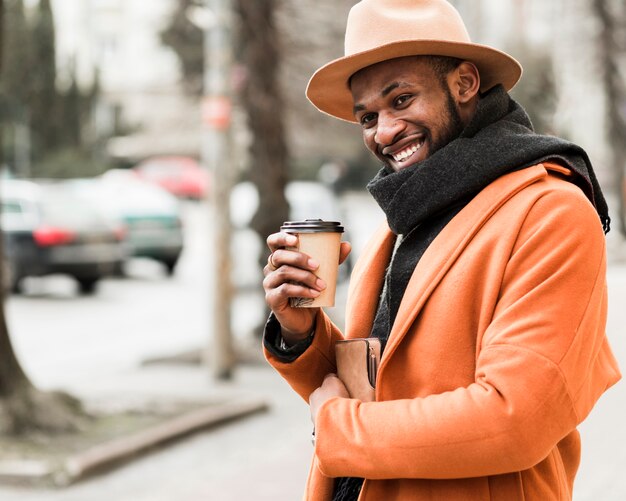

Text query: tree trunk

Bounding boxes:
[0,0,85,435]
[235,0,290,244]
[593,0,626,236]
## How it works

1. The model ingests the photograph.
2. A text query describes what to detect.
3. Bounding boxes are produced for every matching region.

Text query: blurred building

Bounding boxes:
[52,0,201,162]
[457,0,610,184]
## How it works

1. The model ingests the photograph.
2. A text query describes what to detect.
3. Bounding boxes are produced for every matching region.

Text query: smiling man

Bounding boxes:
[261,1,621,500]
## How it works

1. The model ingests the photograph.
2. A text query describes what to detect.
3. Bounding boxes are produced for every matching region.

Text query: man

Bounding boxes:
[262,1,621,500]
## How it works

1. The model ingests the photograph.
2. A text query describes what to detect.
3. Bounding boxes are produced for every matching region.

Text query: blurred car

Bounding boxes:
[0,179,127,294]
[133,156,210,200]
[93,170,185,275]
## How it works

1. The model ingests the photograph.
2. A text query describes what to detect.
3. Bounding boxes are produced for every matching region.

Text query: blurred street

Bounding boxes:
[0,194,624,500]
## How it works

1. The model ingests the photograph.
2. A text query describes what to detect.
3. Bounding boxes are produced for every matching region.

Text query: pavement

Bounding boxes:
[0,359,314,501]
[0,337,273,489]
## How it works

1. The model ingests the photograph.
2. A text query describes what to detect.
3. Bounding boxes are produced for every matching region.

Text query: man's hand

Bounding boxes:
[309,373,350,424]
[263,231,351,346]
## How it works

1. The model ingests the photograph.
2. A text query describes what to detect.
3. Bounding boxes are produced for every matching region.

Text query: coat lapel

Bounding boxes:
[380,164,549,365]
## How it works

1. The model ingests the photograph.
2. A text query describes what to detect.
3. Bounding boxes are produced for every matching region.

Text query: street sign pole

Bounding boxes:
[202,0,235,380]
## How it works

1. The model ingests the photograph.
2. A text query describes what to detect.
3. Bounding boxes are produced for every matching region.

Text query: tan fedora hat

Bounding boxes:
[306,0,522,122]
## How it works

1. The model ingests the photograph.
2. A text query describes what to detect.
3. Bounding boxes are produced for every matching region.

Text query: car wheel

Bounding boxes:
[2,259,21,294]
[77,277,99,295]
[111,260,127,278]
[163,258,178,276]
[10,277,23,295]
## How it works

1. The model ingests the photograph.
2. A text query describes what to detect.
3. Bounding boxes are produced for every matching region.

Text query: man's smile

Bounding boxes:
[390,140,424,162]
[382,136,427,169]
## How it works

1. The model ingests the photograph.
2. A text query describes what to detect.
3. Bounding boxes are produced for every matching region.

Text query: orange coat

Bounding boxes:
[265,163,621,500]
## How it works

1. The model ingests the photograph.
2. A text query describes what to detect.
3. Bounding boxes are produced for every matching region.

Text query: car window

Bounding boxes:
[40,190,106,227]
[139,163,179,177]
[1,197,39,229]
[1,201,24,214]
[97,181,179,214]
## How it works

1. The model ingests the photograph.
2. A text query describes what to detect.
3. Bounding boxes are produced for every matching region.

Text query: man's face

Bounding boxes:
[350,56,464,172]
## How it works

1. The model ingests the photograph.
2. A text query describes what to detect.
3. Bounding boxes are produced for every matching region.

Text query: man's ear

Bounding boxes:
[450,61,480,104]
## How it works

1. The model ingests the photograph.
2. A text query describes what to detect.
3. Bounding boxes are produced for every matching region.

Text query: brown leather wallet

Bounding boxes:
[335,338,381,402]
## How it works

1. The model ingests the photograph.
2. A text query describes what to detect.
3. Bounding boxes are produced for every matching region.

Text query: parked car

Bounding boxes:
[93,171,185,275]
[133,156,210,200]
[0,179,127,294]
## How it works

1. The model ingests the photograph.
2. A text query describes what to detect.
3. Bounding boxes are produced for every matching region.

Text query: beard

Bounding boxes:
[429,85,465,155]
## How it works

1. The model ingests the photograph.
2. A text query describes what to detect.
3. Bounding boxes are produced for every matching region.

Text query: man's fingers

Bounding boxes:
[266,232,298,252]
[265,248,319,276]
[265,281,322,308]
[263,265,326,292]
[322,373,349,397]
[309,372,350,423]
[266,253,279,271]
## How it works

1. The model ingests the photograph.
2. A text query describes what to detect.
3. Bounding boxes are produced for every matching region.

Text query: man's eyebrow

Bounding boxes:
[381,82,401,97]
[352,82,412,115]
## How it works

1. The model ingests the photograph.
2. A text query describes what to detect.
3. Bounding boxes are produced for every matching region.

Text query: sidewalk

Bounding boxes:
[0,359,313,501]
[1,358,269,485]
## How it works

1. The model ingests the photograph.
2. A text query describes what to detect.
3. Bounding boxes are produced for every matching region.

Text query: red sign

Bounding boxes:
[202,96,232,130]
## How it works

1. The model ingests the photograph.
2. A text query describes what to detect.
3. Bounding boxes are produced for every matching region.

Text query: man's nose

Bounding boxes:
[374,112,404,146]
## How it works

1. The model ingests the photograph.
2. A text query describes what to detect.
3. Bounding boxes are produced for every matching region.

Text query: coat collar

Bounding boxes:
[346,164,556,367]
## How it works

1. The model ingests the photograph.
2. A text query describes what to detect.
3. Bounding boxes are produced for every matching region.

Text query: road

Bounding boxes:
[0,196,624,500]
[6,200,266,389]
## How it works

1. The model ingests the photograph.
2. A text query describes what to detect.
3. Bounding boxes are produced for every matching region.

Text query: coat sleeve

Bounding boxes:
[264,308,345,402]
[314,186,621,480]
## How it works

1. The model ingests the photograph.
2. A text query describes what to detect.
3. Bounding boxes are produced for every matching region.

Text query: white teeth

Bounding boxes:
[392,142,422,162]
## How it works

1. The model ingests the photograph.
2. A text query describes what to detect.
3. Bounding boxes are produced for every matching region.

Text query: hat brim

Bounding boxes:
[306,40,523,123]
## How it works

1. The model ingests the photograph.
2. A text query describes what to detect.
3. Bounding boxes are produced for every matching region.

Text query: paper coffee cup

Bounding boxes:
[281,219,344,308]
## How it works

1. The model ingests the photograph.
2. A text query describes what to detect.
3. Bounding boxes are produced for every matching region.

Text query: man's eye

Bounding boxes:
[360,113,376,126]
[395,94,411,106]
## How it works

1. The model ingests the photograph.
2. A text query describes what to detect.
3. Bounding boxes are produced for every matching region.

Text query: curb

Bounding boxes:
[0,397,269,487]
